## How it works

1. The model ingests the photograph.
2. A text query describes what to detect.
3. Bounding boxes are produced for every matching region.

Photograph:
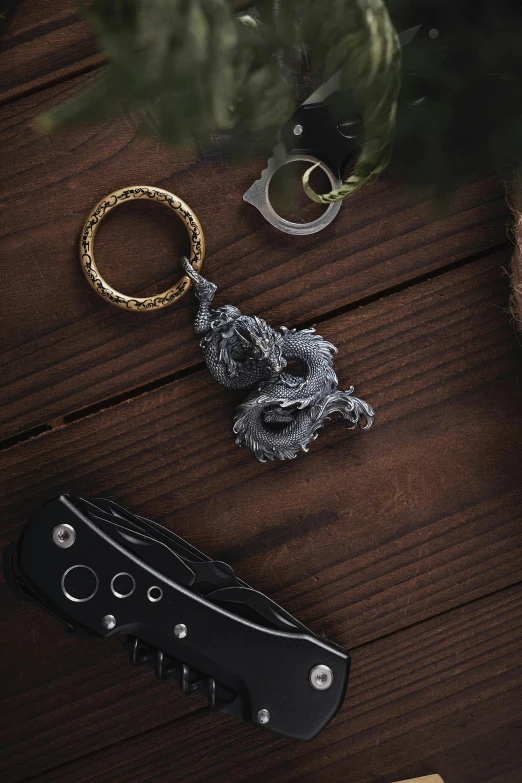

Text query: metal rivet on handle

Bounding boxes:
[256,709,270,724]
[102,614,116,630]
[52,524,76,548]
[293,124,303,136]
[310,664,334,690]
[174,624,187,639]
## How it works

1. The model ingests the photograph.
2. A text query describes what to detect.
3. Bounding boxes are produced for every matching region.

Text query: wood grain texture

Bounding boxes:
[2,5,521,783]
[0,72,510,439]
[0,0,101,105]
[2,254,522,780]
[0,0,253,105]
[25,586,522,783]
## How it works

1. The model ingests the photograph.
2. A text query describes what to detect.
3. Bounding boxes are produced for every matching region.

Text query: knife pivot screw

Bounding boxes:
[102,614,116,630]
[293,124,303,136]
[53,524,76,548]
[256,708,270,725]
[174,623,187,639]
[310,664,334,690]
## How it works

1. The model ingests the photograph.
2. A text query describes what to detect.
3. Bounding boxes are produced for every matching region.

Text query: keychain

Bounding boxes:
[80,186,374,460]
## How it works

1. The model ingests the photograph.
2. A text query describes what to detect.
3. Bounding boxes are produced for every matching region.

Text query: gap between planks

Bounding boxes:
[3,251,521,783]
[0,240,508,454]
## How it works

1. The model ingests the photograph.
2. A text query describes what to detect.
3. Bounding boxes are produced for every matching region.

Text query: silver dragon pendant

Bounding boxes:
[182,258,374,462]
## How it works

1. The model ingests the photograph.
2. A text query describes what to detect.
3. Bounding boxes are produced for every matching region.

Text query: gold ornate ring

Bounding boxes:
[79,186,205,311]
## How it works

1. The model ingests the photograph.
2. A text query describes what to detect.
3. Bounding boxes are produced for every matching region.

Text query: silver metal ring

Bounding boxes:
[110,572,136,599]
[243,148,343,236]
[61,564,99,603]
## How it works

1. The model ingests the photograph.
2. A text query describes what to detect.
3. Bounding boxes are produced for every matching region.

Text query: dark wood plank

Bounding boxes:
[3,0,76,35]
[0,0,101,104]
[0,72,509,439]
[1,254,522,779]
[0,0,252,105]
[28,586,522,783]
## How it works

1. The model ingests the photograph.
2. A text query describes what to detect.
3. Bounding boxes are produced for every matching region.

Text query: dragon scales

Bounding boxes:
[182,258,374,462]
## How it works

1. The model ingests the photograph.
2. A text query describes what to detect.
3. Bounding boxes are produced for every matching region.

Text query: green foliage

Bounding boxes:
[40,0,400,203]
[42,0,522,203]
[301,0,400,203]
[41,0,293,144]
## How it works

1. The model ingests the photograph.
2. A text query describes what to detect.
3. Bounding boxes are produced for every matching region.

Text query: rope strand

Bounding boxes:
[302,0,401,204]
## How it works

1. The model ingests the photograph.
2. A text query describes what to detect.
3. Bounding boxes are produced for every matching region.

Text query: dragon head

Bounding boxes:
[235,316,286,375]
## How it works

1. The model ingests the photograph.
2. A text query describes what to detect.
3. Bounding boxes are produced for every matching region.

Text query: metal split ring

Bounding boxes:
[79,185,205,311]
[243,145,343,236]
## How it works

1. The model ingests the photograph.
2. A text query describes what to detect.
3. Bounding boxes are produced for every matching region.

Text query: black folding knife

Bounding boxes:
[244,21,439,235]
[5,494,350,740]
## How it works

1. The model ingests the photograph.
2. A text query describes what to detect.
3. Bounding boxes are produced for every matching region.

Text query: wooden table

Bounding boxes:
[1,4,521,783]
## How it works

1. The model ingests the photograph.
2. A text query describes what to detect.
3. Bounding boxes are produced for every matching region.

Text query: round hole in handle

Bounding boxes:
[111,572,136,599]
[147,585,163,602]
[61,565,99,603]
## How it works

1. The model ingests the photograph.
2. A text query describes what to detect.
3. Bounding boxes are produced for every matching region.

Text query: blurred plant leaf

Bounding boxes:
[38,0,522,204]
[39,0,295,145]
[39,0,400,204]
[301,0,401,203]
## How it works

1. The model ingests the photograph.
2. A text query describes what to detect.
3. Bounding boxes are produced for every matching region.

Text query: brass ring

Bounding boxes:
[79,185,205,311]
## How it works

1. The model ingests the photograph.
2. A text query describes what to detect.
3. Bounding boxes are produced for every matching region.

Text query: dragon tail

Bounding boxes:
[317,388,375,432]
[233,389,374,462]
